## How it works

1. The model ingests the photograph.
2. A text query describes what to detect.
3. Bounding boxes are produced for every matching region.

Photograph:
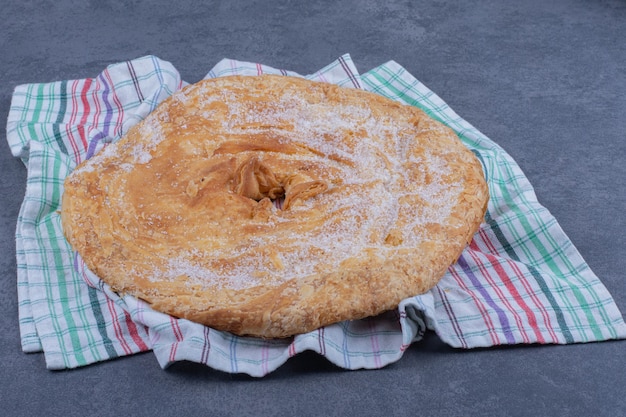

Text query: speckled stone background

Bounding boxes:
[1,1,625,416]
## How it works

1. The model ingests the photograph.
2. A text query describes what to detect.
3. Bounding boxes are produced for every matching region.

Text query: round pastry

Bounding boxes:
[61,74,489,338]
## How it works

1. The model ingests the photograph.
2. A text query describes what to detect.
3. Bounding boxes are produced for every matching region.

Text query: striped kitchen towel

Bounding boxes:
[6,54,626,376]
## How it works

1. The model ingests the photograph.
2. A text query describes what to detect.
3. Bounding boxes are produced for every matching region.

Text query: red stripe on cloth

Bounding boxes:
[105,298,133,355]
[65,80,82,163]
[91,77,102,129]
[79,78,93,129]
[466,246,532,344]
[474,230,558,343]
[171,316,184,341]
[449,267,501,345]
[73,79,92,158]
[65,127,81,164]
[398,311,411,352]
[76,125,88,159]
[103,70,125,137]
[68,80,79,126]
[124,312,149,351]
[67,80,84,126]
[509,259,559,343]
[470,237,545,343]
[169,342,178,362]
[288,341,296,357]
[256,63,263,75]
[168,316,184,362]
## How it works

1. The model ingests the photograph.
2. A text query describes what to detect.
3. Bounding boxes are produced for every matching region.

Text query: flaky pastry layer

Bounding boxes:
[61,75,489,338]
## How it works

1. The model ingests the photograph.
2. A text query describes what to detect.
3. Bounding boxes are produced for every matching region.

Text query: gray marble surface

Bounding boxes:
[2,1,625,416]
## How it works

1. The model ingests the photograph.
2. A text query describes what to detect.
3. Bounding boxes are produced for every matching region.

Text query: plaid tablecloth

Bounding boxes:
[6,54,626,376]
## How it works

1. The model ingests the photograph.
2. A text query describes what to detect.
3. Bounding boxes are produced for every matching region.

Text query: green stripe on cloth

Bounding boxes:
[52,80,69,155]
[485,210,575,343]
[87,285,119,360]
[491,163,604,341]
[43,218,86,366]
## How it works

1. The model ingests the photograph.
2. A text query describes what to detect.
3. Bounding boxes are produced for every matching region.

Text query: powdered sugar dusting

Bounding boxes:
[78,77,469,292]
[129,113,166,165]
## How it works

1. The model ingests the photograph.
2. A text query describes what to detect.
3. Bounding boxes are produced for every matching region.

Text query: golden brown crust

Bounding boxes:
[61,75,489,338]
